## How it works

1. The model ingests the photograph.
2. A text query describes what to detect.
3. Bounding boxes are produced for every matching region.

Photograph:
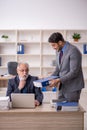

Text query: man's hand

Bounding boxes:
[49,78,61,87]
[18,79,26,90]
[35,100,40,106]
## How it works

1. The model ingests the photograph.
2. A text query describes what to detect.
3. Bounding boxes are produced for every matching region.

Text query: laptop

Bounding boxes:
[11,93,35,108]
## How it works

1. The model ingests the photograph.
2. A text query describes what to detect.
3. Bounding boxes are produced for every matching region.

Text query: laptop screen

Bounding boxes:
[11,93,35,108]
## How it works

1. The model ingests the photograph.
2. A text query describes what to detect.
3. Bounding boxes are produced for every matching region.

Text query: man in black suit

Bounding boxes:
[6,62,43,106]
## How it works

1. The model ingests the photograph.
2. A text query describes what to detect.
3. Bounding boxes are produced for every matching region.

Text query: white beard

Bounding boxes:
[19,75,28,80]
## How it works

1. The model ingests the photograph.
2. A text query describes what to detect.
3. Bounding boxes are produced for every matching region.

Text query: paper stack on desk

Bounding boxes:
[0,96,10,110]
[33,76,59,88]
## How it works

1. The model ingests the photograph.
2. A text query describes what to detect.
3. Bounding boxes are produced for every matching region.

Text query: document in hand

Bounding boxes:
[56,101,79,111]
[33,76,59,88]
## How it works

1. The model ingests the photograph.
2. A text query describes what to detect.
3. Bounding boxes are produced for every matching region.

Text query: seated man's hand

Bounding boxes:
[18,75,28,90]
[18,80,26,90]
[35,100,40,106]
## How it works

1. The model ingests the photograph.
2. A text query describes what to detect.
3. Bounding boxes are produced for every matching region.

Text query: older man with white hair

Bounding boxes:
[6,62,43,106]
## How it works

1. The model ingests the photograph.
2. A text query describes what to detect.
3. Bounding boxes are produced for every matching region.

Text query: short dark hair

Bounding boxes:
[48,32,64,43]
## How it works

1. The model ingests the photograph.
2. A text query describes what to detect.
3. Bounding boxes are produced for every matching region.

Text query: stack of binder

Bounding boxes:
[56,101,79,111]
[0,96,10,110]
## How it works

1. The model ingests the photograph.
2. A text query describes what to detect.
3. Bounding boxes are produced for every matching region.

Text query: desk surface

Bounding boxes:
[0,103,85,113]
[0,75,14,87]
[0,75,14,80]
[0,103,85,130]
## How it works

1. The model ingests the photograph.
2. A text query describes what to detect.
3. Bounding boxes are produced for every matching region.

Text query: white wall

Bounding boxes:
[0,0,87,29]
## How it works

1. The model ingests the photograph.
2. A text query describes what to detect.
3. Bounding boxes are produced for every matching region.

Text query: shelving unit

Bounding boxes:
[66,30,87,91]
[0,29,87,90]
[0,30,17,75]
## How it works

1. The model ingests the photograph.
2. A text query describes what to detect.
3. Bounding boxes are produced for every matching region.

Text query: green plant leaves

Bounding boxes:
[72,33,81,39]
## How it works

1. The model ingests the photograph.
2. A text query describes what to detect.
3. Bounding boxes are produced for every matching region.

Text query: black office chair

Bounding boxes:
[7,61,18,75]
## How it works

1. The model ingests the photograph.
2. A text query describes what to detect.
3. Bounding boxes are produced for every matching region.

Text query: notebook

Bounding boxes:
[11,93,35,108]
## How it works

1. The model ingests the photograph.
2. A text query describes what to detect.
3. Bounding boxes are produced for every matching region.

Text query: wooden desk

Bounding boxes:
[0,103,85,130]
[0,75,14,87]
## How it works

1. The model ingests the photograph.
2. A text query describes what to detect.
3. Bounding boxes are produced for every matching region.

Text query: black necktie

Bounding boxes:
[59,50,63,64]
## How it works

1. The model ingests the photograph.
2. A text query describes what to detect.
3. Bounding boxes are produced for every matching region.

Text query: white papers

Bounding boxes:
[61,106,79,111]
[0,96,10,110]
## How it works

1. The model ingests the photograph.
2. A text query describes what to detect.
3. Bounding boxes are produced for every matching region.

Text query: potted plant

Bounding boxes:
[72,33,81,42]
[1,35,9,41]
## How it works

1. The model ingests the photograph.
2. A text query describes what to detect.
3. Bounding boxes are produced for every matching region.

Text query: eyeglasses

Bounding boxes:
[18,69,29,72]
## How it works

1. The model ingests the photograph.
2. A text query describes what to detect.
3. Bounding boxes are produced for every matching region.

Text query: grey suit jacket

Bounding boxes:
[52,42,84,92]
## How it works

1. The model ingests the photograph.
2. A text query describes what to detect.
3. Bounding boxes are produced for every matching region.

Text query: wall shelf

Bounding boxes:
[0,29,87,89]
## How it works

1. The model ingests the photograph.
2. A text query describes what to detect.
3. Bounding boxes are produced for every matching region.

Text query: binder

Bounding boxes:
[83,44,87,54]
[33,76,59,88]
[56,101,79,111]
[17,44,24,54]
[0,57,1,66]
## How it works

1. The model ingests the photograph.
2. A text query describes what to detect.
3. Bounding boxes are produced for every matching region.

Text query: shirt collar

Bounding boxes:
[61,41,68,53]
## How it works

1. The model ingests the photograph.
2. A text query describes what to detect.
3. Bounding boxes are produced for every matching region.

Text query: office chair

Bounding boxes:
[7,61,18,75]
